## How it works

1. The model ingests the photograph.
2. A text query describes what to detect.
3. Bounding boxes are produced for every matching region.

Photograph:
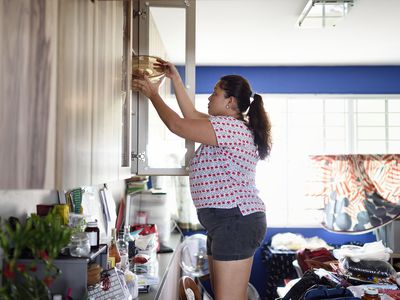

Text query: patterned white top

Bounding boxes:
[189,115,265,216]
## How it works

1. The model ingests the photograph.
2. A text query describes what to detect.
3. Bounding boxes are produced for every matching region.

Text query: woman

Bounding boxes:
[132,60,271,300]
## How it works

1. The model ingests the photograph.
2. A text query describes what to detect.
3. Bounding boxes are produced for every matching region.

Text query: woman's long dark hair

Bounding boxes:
[219,75,272,159]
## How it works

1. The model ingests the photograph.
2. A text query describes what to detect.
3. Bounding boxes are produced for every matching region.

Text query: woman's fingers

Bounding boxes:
[154,58,167,70]
[132,76,160,99]
[156,57,167,64]
[132,79,144,92]
[153,63,165,72]
[154,59,172,69]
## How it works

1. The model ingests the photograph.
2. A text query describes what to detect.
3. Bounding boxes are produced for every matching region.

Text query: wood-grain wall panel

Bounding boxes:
[1,0,128,189]
[56,0,94,189]
[92,1,115,184]
[0,0,57,189]
[92,1,123,184]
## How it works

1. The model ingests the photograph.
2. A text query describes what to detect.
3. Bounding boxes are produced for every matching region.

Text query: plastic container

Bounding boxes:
[361,287,381,300]
[69,232,90,257]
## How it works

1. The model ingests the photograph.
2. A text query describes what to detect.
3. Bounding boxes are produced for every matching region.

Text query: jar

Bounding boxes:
[85,220,100,249]
[69,232,90,257]
[361,287,381,300]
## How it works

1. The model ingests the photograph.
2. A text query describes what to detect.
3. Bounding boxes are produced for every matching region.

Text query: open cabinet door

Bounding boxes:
[131,0,196,175]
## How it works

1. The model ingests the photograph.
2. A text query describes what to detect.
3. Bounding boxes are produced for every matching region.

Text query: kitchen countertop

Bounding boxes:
[138,231,182,300]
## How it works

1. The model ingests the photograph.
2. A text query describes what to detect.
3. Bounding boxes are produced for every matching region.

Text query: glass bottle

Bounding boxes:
[117,227,129,256]
[117,226,131,269]
[108,228,121,267]
[85,220,99,249]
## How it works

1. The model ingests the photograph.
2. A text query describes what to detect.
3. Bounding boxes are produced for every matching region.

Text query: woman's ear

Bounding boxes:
[228,96,238,109]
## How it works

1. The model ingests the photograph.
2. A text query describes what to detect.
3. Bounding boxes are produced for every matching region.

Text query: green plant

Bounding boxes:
[0,209,73,300]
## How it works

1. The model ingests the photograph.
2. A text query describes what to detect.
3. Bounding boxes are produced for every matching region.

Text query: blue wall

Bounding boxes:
[194,66,400,94]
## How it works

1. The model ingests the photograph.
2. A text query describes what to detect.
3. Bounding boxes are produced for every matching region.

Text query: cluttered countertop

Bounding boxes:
[86,229,181,300]
[0,186,183,300]
[85,188,183,300]
[138,231,181,300]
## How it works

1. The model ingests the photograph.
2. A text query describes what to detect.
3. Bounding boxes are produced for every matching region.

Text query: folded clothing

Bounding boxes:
[304,285,357,300]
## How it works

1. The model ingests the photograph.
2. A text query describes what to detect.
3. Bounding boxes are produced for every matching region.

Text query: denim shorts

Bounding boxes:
[197,207,267,261]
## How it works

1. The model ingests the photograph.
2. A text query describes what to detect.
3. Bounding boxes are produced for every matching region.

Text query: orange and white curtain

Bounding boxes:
[309,154,400,233]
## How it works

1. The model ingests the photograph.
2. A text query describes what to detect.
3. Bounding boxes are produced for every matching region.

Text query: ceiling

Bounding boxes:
[151,0,400,66]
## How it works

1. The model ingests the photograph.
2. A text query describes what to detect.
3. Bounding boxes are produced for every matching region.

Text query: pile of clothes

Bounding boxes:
[333,241,396,282]
[277,240,400,300]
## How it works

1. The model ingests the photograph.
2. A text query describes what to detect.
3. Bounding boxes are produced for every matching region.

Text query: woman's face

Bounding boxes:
[208,82,229,116]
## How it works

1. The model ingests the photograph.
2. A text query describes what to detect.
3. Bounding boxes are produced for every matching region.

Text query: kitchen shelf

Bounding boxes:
[17,244,108,299]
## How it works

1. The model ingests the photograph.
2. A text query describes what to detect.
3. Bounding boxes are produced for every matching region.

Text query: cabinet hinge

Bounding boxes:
[133,8,147,18]
[131,152,146,161]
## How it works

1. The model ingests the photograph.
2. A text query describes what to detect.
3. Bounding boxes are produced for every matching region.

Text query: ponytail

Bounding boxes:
[218,75,272,160]
[247,93,272,160]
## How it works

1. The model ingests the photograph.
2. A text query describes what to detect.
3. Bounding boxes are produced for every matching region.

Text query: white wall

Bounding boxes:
[0,190,58,220]
[0,180,126,223]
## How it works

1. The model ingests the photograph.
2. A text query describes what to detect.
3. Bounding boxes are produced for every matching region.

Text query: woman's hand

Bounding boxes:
[132,75,163,99]
[154,58,180,81]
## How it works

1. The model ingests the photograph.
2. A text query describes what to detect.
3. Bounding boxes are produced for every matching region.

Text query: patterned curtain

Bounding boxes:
[309,154,400,233]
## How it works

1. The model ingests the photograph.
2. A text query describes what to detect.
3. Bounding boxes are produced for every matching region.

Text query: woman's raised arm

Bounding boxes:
[157,59,209,119]
[132,75,217,146]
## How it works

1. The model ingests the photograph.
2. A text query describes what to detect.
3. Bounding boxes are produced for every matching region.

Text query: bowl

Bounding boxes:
[132,55,165,82]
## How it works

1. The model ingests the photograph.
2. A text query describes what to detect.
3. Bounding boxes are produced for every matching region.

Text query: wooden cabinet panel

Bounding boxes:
[56,0,95,189]
[91,1,124,184]
[0,0,58,189]
[1,0,130,189]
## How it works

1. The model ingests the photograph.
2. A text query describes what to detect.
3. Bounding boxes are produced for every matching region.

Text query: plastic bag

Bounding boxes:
[339,257,397,278]
[131,223,160,251]
[333,241,392,262]
[124,269,139,299]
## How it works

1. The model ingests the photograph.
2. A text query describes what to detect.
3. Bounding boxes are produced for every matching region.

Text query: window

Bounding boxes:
[195,95,400,227]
